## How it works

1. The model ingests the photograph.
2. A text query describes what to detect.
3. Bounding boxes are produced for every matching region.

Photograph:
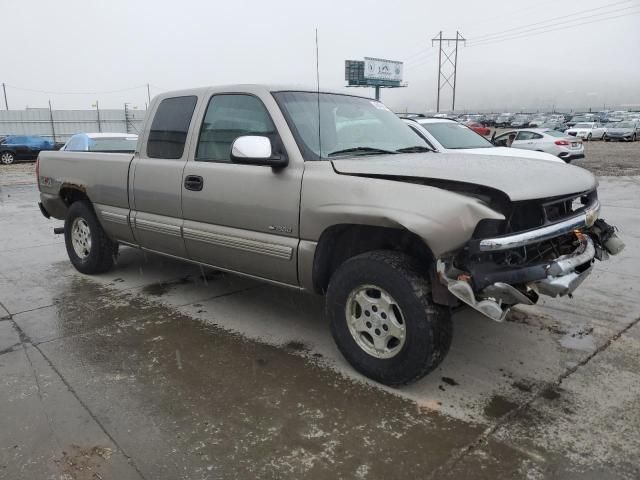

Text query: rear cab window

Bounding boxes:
[147,96,198,159]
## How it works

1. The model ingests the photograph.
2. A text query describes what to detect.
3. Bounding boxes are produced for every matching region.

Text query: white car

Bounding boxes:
[403,118,564,163]
[61,133,139,153]
[492,128,585,163]
[564,122,606,141]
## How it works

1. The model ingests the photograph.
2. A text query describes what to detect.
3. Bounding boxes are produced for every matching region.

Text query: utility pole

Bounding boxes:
[93,101,102,132]
[2,83,8,110]
[432,31,465,112]
[124,103,130,134]
[147,83,151,105]
[48,100,56,143]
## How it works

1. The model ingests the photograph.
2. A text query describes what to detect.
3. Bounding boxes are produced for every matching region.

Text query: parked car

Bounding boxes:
[494,114,513,127]
[492,128,584,162]
[565,122,607,140]
[37,85,622,386]
[62,133,139,153]
[464,121,491,136]
[0,135,56,164]
[403,118,563,163]
[539,121,568,132]
[603,121,639,142]
[566,114,596,128]
[528,116,547,127]
[510,115,531,128]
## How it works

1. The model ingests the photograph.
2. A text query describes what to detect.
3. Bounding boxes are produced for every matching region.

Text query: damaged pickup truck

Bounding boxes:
[37,86,624,386]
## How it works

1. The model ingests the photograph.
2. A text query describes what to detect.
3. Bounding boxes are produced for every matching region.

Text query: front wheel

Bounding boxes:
[632,134,637,142]
[587,133,592,141]
[64,201,116,274]
[326,251,452,386]
[1,151,15,165]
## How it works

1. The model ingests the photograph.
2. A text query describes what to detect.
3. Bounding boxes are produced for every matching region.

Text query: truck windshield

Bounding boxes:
[273,91,429,159]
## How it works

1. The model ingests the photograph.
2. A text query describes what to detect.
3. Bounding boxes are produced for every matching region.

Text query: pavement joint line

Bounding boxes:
[0,300,11,318]
[9,303,57,317]
[31,338,148,480]
[425,314,640,479]
[5,299,147,479]
[171,284,265,308]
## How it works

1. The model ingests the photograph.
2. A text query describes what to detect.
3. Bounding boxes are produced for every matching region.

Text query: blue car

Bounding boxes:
[0,135,56,164]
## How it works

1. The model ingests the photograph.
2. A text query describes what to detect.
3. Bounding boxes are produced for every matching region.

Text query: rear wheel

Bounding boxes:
[326,250,452,386]
[1,152,15,165]
[64,201,116,274]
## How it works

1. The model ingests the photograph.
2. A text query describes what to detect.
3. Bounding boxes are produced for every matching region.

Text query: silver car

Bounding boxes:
[604,121,639,142]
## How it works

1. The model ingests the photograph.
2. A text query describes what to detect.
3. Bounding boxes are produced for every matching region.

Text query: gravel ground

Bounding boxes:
[573,139,640,176]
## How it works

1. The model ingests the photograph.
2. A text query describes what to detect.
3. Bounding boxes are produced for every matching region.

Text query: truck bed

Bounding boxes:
[38,151,134,217]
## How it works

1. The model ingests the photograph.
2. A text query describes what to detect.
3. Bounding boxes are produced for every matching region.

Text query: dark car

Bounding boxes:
[0,135,56,164]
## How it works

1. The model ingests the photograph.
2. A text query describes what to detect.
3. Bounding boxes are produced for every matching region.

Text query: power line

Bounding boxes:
[469,0,636,43]
[462,0,561,35]
[470,9,640,48]
[4,84,149,95]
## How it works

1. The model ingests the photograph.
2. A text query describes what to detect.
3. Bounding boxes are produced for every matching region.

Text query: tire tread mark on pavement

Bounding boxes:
[9,319,147,480]
[426,315,640,479]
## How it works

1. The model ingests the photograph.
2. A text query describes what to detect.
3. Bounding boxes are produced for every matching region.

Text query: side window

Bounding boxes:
[147,96,198,159]
[531,133,543,140]
[196,94,276,162]
[516,131,535,141]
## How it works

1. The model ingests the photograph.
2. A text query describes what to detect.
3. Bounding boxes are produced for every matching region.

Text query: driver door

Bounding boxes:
[180,93,302,285]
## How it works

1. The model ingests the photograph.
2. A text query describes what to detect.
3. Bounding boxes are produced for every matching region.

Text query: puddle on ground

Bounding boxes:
[484,395,519,419]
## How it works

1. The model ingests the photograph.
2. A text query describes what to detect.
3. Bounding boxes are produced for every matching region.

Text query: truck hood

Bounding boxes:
[331,153,597,201]
[445,146,563,163]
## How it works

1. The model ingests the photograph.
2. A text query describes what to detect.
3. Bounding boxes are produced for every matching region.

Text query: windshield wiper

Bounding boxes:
[396,145,433,153]
[327,147,397,157]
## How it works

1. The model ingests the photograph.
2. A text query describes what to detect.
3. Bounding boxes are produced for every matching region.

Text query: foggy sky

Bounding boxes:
[4,0,640,112]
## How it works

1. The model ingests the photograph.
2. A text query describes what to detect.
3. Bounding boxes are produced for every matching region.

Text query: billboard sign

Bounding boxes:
[364,57,403,83]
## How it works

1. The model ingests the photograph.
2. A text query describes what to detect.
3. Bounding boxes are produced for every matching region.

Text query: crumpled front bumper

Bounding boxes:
[438,203,624,322]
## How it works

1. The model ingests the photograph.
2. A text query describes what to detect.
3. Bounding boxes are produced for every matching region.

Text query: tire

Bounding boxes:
[633,134,637,142]
[64,201,116,274]
[586,133,592,141]
[604,136,610,142]
[1,151,15,165]
[326,250,452,386]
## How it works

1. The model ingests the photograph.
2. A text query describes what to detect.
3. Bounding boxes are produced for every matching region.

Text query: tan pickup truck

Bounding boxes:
[37,85,623,385]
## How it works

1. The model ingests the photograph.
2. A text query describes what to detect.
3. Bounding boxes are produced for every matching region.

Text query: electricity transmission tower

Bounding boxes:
[432,31,466,112]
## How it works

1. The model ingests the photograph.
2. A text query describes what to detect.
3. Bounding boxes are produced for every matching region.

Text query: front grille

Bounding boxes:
[506,190,597,233]
[567,132,577,136]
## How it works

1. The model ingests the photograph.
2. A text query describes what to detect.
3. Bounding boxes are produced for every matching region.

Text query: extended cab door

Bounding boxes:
[180,91,302,285]
[130,95,198,257]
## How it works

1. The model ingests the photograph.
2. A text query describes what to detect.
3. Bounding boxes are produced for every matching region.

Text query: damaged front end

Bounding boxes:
[437,190,624,322]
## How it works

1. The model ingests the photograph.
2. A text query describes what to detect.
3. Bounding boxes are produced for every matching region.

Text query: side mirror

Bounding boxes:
[230,136,288,168]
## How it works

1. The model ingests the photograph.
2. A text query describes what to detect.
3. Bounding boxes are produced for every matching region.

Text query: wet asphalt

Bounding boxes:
[1,166,639,479]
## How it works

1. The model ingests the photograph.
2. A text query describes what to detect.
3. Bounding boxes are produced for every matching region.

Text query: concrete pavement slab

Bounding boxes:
[36,281,485,479]
[0,345,142,479]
